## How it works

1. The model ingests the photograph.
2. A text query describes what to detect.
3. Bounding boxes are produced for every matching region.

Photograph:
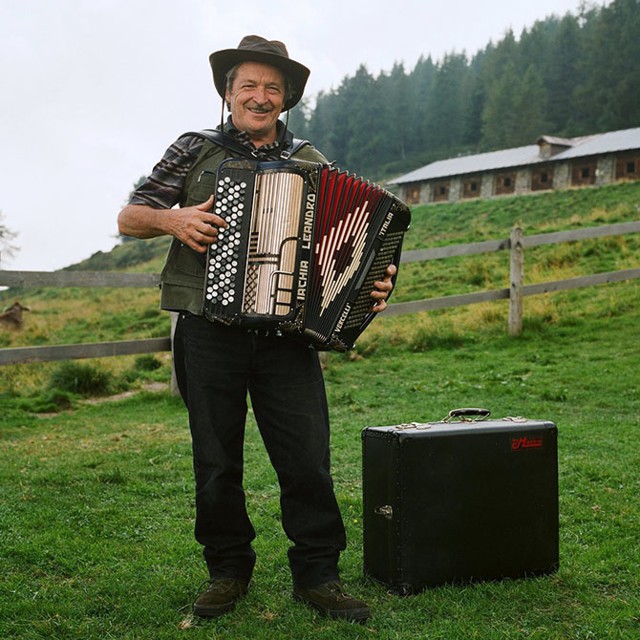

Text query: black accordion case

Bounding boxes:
[362,409,559,594]
[202,157,411,351]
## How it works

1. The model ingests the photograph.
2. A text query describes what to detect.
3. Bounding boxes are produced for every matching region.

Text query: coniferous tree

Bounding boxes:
[287,97,310,140]
[385,62,413,163]
[424,53,469,152]
[460,51,487,150]
[480,67,512,149]
[545,14,584,135]
[299,0,640,178]
[343,65,382,173]
[577,0,640,131]
[306,90,340,162]
[512,65,550,145]
[410,55,437,147]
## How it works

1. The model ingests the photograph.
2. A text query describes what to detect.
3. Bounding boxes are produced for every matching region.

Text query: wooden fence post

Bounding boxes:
[509,226,524,336]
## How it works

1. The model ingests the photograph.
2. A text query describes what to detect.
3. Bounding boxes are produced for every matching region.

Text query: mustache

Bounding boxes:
[248,104,273,113]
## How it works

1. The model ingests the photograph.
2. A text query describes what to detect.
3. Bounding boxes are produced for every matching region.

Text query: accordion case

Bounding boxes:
[202,158,411,351]
[362,411,559,594]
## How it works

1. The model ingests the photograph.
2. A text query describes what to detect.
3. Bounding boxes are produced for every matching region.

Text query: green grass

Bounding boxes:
[1,181,639,395]
[1,180,639,638]
[396,181,640,304]
[404,181,640,250]
[1,281,639,639]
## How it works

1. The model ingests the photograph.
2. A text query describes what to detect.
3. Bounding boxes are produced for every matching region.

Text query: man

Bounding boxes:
[118,35,395,623]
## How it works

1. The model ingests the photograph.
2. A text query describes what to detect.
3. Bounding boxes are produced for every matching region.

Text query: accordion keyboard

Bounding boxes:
[204,175,248,308]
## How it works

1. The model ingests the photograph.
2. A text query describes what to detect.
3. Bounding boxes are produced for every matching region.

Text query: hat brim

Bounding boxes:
[210,49,310,111]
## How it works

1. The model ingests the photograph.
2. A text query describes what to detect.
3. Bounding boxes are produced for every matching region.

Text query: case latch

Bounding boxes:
[374,505,394,520]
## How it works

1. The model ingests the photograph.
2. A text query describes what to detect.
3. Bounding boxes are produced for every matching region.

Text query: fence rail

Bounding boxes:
[384,268,640,316]
[1,221,639,366]
[0,270,160,289]
[0,338,172,366]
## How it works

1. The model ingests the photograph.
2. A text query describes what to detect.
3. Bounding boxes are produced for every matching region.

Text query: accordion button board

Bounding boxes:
[206,176,249,308]
[203,158,411,350]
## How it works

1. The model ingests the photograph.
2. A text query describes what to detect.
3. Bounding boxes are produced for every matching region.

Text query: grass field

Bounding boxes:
[1,279,639,639]
[1,182,639,638]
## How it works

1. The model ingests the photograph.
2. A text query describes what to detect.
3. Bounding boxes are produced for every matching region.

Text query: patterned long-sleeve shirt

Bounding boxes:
[129,120,293,210]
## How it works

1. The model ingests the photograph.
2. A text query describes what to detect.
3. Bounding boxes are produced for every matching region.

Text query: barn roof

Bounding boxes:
[390,127,640,185]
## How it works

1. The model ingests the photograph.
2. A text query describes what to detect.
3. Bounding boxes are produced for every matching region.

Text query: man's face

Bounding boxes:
[225,61,286,144]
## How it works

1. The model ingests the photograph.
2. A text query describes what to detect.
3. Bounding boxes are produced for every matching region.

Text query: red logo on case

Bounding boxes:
[511,436,543,451]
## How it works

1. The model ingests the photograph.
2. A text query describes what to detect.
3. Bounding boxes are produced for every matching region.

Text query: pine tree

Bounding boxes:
[299,0,640,178]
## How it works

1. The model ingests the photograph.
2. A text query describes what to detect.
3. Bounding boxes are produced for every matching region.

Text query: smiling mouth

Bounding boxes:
[249,106,272,114]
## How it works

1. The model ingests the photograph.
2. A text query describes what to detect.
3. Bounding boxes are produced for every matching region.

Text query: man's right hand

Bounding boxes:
[172,195,228,253]
[117,195,228,253]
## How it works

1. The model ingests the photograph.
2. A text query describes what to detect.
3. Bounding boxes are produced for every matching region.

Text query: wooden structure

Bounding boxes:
[391,127,640,205]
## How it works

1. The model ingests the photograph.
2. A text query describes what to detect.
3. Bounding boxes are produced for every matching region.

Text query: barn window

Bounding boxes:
[433,181,450,202]
[532,166,554,191]
[462,178,481,199]
[495,172,516,195]
[615,155,639,180]
[581,167,590,179]
[405,185,421,205]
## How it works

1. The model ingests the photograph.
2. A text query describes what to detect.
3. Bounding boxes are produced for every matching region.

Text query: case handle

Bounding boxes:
[443,407,491,423]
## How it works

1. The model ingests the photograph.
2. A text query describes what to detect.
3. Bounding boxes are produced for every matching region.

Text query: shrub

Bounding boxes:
[17,388,74,413]
[133,355,162,372]
[48,362,113,397]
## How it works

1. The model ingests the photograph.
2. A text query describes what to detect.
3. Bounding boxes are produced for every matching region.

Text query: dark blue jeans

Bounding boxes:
[174,313,346,588]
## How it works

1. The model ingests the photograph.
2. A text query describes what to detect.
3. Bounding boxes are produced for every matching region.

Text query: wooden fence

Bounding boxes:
[1,220,639,367]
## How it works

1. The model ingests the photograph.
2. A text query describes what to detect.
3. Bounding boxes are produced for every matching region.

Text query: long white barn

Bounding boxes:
[390,127,640,205]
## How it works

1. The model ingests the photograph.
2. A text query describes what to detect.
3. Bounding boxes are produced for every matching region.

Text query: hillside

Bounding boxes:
[63,235,172,273]
[1,180,639,406]
[58,179,640,275]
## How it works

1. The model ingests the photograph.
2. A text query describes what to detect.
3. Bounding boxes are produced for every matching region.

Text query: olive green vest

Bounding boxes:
[159,138,328,314]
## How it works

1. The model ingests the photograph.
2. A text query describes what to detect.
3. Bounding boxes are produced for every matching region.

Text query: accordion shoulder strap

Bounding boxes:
[182,128,310,160]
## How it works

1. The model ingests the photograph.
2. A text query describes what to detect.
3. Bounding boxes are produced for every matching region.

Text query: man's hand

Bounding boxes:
[370,264,397,313]
[172,195,228,253]
[117,195,227,252]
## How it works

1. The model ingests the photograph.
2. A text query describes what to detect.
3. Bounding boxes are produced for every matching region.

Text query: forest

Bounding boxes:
[287,0,640,181]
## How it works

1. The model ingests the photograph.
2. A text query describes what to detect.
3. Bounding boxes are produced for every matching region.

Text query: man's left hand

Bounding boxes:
[370,264,397,313]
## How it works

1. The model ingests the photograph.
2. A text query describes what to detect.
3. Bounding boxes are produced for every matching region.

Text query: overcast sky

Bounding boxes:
[1,0,597,272]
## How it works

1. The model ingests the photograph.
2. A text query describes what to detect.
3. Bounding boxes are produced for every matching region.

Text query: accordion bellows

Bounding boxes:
[203,158,411,350]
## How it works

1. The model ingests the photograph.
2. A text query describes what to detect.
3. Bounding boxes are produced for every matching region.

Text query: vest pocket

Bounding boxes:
[161,238,206,282]
[185,170,218,207]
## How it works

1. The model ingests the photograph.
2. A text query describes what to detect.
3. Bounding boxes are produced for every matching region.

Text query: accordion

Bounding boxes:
[202,158,411,351]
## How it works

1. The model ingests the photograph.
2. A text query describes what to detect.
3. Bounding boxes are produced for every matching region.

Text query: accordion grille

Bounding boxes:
[343,230,404,330]
[244,170,304,315]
